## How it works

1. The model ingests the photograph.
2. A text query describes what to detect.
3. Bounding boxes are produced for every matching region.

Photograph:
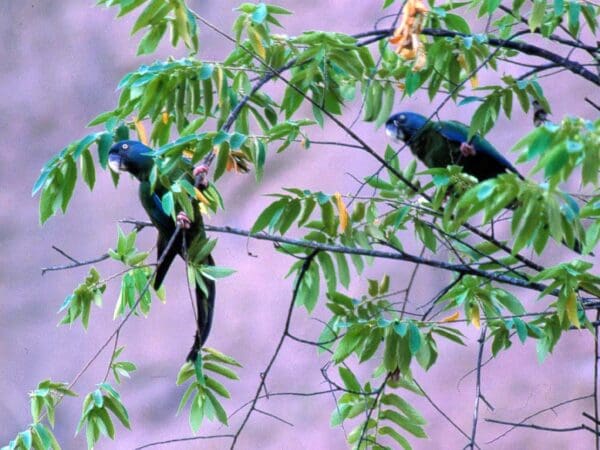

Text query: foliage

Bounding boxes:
[15,0,600,448]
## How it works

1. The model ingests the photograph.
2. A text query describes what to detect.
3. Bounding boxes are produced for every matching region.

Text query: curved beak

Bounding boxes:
[108,152,124,173]
[385,120,405,142]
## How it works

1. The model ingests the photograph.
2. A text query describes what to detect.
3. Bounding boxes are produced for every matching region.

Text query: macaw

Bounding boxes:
[385,111,586,254]
[385,111,524,181]
[108,140,214,362]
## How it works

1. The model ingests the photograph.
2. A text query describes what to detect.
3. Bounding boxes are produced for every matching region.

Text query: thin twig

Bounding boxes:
[229,250,319,449]
[41,253,110,275]
[468,327,487,449]
[586,97,600,112]
[52,245,80,264]
[486,418,600,435]
[414,379,476,447]
[485,394,593,443]
[254,408,294,427]
[135,434,235,450]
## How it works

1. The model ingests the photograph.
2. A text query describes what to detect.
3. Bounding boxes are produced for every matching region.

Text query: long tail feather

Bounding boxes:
[186,255,216,362]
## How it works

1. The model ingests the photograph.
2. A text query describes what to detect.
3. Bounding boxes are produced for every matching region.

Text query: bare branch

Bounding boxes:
[41,252,110,275]
[135,434,235,450]
[202,224,597,303]
[229,250,319,448]
[414,379,476,447]
[467,327,487,449]
[485,394,594,443]
[486,418,600,435]
[254,408,294,427]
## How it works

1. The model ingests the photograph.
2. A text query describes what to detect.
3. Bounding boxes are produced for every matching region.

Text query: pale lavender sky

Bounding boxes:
[1,1,597,449]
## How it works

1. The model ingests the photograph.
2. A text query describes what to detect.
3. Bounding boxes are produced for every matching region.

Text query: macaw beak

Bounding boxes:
[385,119,405,142]
[108,152,124,173]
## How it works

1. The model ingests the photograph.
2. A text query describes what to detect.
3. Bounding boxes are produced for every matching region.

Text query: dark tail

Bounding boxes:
[186,255,216,362]
[565,238,593,256]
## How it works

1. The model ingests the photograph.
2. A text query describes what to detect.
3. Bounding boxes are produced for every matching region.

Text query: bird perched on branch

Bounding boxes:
[385,111,588,254]
[108,140,214,362]
[385,111,523,182]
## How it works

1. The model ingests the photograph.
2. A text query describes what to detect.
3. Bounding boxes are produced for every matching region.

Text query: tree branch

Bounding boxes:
[467,327,487,449]
[201,224,580,300]
[486,418,600,435]
[358,27,599,85]
[229,250,319,448]
[485,394,593,443]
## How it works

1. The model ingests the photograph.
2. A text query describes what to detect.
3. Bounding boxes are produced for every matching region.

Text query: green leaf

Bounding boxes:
[375,83,395,129]
[251,198,288,233]
[161,191,174,217]
[205,389,228,425]
[199,265,236,280]
[205,376,231,398]
[214,142,230,181]
[317,252,337,293]
[338,367,361,392]
[137,22,167,55]
[97,132,113,169]
[332,326,363,363]
[380,426,412,449]
[81,148,96,190]
[61,156,78,213]
[382,409,427,438]
[204,347,242,367]
[335,252,350,289]
[444,13,471,33]
[382,393,427,425]
[529,0,546,31]
[39,177,57,224]
[567,0,580,35]
[408,323,422,354]
[132,0,170,34]
[204,362,239,380]
[32,167,52,197]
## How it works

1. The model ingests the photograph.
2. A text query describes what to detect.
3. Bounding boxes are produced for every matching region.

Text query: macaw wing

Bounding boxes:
[438,120,522,178]
[154,232,180,289]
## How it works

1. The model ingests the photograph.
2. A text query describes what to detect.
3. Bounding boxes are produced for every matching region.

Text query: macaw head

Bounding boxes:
[385,112,428,143]
[108,140,155,181]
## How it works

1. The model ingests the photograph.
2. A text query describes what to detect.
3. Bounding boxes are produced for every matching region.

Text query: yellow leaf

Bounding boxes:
[199,202,210,216]
[441,311,460,323]
[334,192,349,232]
[566,291,580,328]
[183,149,194,159]
[194,187,210,206]
[216,66,225,111]
[470,75,479,88]
[226,155,236,172]
[470,303,481,329]
[248,26,266,60]
[134,118,148,145]
[162,111,169,124]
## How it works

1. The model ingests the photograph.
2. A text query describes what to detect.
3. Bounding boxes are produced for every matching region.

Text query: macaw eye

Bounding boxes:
[122,143,129,150]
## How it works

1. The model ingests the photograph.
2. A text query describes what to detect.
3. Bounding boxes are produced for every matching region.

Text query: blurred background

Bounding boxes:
[0,1,598,449]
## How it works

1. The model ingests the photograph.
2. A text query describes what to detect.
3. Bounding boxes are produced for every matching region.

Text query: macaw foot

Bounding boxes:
[176,211,192,229]
[388,368,400,382]
[193,164,210,189]
[460,142,477,157]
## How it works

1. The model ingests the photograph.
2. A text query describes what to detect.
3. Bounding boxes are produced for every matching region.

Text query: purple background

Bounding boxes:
[1,1,598,449]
